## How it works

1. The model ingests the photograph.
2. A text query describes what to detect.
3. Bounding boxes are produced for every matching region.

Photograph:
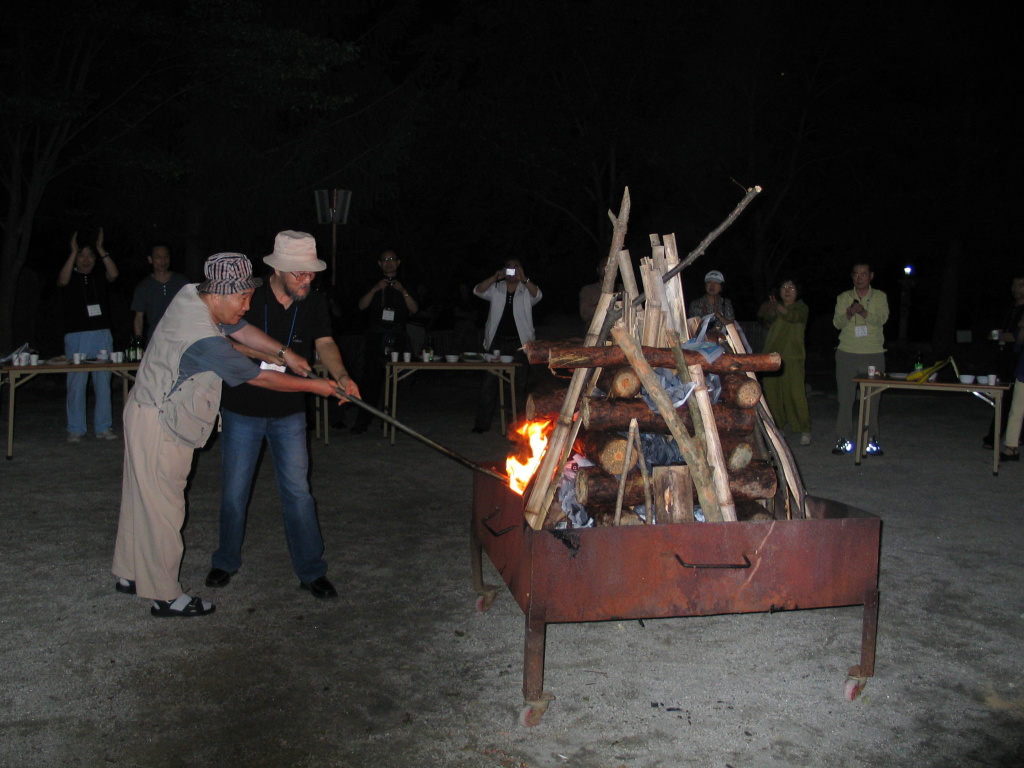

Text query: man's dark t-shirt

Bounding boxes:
[221,283,333,418]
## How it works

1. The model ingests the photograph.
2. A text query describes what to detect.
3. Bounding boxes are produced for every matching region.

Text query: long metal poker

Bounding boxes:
[338,391,508,483]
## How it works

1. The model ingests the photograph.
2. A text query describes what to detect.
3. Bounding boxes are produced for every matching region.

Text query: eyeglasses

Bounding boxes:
[289,272,316,281]
[380,257,397,263]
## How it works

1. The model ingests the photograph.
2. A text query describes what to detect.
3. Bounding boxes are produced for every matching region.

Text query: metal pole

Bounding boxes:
[331,188,338,287]
[339,392,508,483]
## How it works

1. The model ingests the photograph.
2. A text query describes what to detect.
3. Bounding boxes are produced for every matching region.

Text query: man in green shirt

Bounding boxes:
[832,264,888,456]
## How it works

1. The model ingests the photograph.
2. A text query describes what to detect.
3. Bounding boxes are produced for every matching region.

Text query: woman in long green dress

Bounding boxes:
[758,277,812,445]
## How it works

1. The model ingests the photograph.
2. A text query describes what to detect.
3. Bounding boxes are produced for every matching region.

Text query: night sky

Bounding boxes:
[3,0,1021,353]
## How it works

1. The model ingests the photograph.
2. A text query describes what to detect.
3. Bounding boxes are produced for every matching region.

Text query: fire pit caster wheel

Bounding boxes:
[844,665,869,701]
[519,692,555,727]
[474,586,499,612]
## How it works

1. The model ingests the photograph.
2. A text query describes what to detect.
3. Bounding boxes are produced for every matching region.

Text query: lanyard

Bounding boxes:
[265,300,298,347]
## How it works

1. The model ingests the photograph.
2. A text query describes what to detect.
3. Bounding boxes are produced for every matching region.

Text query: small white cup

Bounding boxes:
[72,353,84,364]
[402,352,411,362]
[390,351,399,362]
[19,352,31,366]
[492,349,501,358]
[989,375,997,385]
[29,354,39,365]
[991,330,1001,341]
[867,365,876,377]
[111,352,122,363]
[97,349,109,362]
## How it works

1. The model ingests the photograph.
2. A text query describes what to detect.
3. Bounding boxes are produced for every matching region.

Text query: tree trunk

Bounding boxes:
[652,465,694,524]
[524,340,781,374]
[576,460,777,507]
[525,389,569,422]
[581,397,756,435]
[574,432,638,475]
[718,373,762,409]
[575,467,646,507]
[601,366,642,398]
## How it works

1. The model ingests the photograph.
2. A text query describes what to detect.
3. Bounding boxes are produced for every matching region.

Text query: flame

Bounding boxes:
[506,419,552,495]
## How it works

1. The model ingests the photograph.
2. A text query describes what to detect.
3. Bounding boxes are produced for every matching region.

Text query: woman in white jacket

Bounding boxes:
[471,259,542,433]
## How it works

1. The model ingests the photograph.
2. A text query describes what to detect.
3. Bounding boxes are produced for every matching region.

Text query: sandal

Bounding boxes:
[150,594,216,618]
[999,448,1020,463]
[115,577,136,595]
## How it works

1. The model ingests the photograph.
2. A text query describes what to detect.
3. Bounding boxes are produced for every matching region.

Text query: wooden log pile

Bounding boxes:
[516,185,807,530]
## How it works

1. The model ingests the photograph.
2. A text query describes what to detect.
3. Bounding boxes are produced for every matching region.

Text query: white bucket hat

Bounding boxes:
[264,230,326,272]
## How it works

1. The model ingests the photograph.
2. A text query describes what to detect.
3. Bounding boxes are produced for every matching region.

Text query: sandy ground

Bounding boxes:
[1,365,1022,768]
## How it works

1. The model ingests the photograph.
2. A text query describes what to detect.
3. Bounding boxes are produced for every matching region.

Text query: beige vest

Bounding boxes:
[130,285,226,448]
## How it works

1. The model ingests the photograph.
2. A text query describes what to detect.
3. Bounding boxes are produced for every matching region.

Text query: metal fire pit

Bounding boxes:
[470,466,881,726]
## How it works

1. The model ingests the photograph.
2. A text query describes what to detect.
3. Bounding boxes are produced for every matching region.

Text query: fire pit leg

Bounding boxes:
[845,588,880,701]
[520,615,555,726]
[469,515,499,612]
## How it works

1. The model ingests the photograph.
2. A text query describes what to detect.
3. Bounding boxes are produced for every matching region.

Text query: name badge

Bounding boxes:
[382,308,396,322]
[854,324,868,338]
[87,304,102,317]
[260,361,287,372]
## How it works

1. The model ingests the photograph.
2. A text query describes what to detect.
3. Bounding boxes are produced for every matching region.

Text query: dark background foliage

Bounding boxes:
[3,0,1021,357]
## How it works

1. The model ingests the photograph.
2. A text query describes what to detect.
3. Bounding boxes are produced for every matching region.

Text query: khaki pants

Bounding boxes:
[111,399,194,600]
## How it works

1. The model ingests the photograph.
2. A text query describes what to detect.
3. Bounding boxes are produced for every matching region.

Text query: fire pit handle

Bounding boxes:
[482,508,516,538]
[674,553,751,570]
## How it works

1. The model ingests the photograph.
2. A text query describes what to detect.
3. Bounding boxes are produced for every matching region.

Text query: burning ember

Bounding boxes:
[507,420,552,495]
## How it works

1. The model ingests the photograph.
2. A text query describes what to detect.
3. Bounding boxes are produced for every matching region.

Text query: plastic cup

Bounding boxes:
[390,352,399,362]
[991,330,1001,341]
[989,375,997,385]
[867,365,876,377]
[402,352,411,362]
[72,353,84,364]
[29,354,39,365]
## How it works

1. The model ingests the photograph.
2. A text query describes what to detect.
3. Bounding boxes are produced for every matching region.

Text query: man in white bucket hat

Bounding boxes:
[206,231,360,600]
[112,250,349,617]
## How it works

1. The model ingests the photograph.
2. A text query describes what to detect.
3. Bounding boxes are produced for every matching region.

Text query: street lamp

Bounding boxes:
[314,189,352,286]
[899,264,915,343]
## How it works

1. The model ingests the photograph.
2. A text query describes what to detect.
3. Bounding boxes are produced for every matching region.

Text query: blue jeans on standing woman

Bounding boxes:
[64,329,114,436]
[212,410,328,583]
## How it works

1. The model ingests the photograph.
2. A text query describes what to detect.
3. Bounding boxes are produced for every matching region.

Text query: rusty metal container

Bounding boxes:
[470,466,881,725]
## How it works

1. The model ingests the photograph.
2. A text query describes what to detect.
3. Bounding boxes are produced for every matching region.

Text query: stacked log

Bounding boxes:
[524,345,782,528]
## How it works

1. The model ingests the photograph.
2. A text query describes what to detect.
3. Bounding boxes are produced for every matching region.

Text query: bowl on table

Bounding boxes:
[499,355,514,363]
[444,354,459,363]
[959,374,975,384]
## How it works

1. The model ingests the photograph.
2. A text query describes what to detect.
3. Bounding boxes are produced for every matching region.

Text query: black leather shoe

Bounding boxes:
[205,568,235,588]
[300,576,338,599]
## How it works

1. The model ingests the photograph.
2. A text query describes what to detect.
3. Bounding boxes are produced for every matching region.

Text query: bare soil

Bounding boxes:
[1,366,1022,767]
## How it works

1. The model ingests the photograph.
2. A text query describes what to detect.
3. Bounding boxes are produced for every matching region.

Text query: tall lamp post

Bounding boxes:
[314,189,352,287]
[898,264,915,344]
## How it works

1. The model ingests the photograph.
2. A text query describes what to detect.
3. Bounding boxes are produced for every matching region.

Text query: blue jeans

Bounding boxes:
[64,329,114,435]
[212,410,327,583]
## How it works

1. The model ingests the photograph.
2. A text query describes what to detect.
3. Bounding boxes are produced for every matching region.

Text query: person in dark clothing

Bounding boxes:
[983,275,1024,449]
[206,231,359,599]
[352,249,418,433]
